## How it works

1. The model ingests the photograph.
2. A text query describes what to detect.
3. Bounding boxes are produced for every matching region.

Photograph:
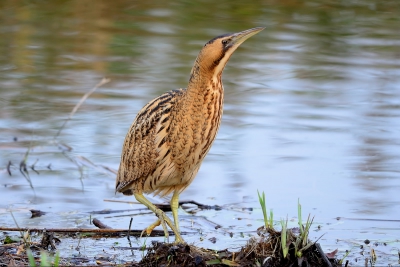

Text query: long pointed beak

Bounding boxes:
[229,27,265,48]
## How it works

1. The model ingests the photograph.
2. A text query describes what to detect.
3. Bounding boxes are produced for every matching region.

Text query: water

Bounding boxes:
[1,0,400,264]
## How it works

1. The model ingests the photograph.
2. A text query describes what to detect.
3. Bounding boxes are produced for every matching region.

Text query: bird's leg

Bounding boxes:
[154,210,170,242]
[142,219,161,236]
[134,193,184,243]
[171,190,180,234]
[140,219,161,238]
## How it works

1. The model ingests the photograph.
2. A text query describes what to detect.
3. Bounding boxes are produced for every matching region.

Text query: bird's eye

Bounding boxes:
[222,39,229,46]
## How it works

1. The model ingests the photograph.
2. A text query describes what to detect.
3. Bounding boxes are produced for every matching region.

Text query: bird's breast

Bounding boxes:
[172,82,224,169]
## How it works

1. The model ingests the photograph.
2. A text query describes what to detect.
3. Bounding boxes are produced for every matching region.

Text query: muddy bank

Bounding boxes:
[1,225,340,267]
[137,228,339,267]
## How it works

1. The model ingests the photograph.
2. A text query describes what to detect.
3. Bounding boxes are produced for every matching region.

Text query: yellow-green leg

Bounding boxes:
[171,190,180,234]
[141,219,161,238]
[134,193,184,243]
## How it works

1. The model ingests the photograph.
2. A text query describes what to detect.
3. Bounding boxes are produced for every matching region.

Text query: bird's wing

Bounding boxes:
[115,89,184,193]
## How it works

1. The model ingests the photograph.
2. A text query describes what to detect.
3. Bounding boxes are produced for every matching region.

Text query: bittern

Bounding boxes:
[116,27,264,243]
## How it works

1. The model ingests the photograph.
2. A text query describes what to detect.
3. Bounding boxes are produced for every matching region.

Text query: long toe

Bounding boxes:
[155,209,170,242]
[143,219,161,237]
[156,209,184,243]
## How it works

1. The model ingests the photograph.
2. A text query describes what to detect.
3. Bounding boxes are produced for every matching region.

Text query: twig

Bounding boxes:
[0,226,189,237]
[30,159,39,175]
[315,243,332,267]
[20,148,34,190]
[103,199,222,211]
[30,209,46,218]
[100,165,117,175]
[9,211,29,245]
[76,233,82,251]
[40,230,60,250]
[7,161,12,176]
[92,218,112,229]
[91,208,143,214]
[178,200,222,210]
[54,78,110,139]
[103,199,141,205]
[128,218,133,239]
[127,218,134,256]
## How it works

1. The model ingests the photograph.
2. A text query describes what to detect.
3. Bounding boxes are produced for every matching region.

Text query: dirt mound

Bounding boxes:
[136,228,339,267]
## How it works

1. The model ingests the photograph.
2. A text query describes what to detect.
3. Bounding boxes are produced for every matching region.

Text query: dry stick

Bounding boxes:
[54,77,110,139]
[128,218,133,239]
[52,78,111,191]
[6,79,110,188]
[127,218,134,256]
[92,218,112,229]
[75,233,82,250]
[19,146,34,190]
[9,211,28,244]
[315,243,332,267]
[7,160,12,176]
[104,199,141,205]
[30,159,39,175]
[104,199,222,211]
[101,165,117,175]
[0,226,182,237]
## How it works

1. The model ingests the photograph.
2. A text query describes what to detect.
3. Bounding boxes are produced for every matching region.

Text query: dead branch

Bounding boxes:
[0,226,189,237]
[7,160,12,176]
[55,77,110,139]
[30,209,46,218]
[104,199,222,211]
[92,218,112,229]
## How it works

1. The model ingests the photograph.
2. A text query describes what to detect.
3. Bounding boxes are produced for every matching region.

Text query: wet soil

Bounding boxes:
[137,228,339,267]
[1,227,340,267]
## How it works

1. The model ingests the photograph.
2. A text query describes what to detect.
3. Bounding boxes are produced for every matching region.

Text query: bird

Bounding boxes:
[115,27,264,243]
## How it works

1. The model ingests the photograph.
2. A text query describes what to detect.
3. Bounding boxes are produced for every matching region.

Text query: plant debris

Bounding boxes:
[134,227,339,267]
[0,225,340,267]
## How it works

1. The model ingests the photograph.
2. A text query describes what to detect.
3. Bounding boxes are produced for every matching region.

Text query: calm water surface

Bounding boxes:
[1,0,400,264]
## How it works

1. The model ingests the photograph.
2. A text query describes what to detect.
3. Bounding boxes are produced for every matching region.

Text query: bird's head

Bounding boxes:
[190,27,264,84]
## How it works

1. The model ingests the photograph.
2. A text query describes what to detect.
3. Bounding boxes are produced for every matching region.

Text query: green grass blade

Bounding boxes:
[27,250,36,267]
[298,199,303,234]
[40,252,48,267]
[269,209,274,228]
[280,218,289,258]
[54,251,60,267]
[257,190,268,228]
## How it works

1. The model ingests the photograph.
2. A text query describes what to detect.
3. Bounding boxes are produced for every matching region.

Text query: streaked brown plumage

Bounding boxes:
[116,27,264,243]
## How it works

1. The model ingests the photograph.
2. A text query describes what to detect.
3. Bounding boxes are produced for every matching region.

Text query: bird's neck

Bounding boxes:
[186,60,224,98]
[186,73,223,105]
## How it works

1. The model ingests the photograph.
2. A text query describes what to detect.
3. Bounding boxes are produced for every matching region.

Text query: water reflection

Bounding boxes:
[0,0,400,252]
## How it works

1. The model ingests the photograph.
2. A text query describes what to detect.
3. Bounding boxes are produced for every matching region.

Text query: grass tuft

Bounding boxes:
[257,191,317,261]
[280,217,289,258]
[27,250,60,267]
[294,199,314,257]
[257,190,274,229]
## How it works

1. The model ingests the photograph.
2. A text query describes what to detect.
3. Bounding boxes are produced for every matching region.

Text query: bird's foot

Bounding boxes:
[155,209,171,243]
[141,219,161,238]
[133,193,184,243]
[139,210,171,242]
[154,209,184,243]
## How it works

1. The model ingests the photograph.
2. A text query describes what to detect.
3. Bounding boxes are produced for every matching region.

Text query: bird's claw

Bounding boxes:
[141,210,184,243]
[140,210,171,243]
[141,219,161,238]
[155,210,170,242]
